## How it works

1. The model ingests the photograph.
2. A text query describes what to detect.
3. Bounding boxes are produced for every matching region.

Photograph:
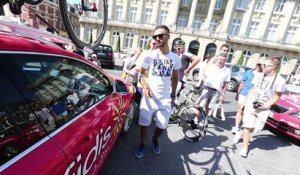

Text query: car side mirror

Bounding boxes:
[113,80,128,94]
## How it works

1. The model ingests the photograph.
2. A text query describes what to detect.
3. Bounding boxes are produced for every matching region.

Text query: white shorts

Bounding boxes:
[242,102,271,132]
[138,95,171,129]
[238,95,247,106]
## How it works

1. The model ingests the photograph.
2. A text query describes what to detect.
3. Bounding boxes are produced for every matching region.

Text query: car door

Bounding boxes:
[0,54,69,175]
[49,56,130,174]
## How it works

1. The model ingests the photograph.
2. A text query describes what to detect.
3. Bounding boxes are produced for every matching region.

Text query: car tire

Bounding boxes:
[122,102,136,134]
[4,143,22,158]
[192,70,199,81]
[227,80,237,92]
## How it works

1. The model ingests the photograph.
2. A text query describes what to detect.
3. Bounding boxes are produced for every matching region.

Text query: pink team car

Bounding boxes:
[267,90,300,140]
[0,21,136,174]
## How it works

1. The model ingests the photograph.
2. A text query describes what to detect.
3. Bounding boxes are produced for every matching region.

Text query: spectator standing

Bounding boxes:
[197,55,213,87]
[90,54,101,68]
[208,44,230,65]
[234,57,286,158]
[232,59,263,134]
[196,54,231,122]
[174,39,200,97]
[135,25,181,158]
[123,47,143,105]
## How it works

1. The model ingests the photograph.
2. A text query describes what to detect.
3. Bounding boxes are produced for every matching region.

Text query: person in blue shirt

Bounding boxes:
[231,59,263,135]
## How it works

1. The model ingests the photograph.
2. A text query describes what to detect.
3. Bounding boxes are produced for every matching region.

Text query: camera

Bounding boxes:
[253,101,263,109]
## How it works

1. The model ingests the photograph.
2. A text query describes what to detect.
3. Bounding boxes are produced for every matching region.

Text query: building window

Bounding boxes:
[193,16,201,30]
[227,48,234,63]
[182,0,190,6]
[274,0,286,13]
[230,19,241,36]
[279,56,289,73]
[236,0,247,10]
[254,0,266,11]
[112,31,120,47]
[159,10,168,25]
[129,7,137,22]
[294,4,300,15]
[139,35,149,49]
[243,50,251,66]
[125,33,134,48]
[177,15,188,27]
[248,22,259,38]
[209,19,218,32]
[215,0,222,10]
[144,8,152,24]
[260,53,269,59]
[266,24,278,41]
[285,26,297,44]
[115,5,122,20]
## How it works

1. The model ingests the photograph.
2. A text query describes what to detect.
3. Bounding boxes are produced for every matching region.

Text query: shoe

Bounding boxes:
[231,126,240,135]
[239,147,248,158]
[207,117,214,123]
[152,137,160,155]
[233,130,242,144]
[135,144,145,158]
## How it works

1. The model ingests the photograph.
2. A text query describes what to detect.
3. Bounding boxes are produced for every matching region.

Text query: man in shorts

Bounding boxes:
[236,57,286,158]
[196,54,231,122]
[134,25,181,158]
[232,59,263,134]
[174,39,200,97]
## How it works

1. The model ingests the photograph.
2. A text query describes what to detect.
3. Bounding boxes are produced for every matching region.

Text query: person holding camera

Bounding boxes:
[234,57,286,158]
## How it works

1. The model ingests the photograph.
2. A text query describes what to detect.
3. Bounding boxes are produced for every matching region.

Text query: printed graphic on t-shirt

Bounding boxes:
[254,77,275,103]
[151,58,174,77]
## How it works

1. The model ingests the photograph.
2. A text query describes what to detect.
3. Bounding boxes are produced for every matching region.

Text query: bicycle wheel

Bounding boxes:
[177,105,207,142]
[59,0,108,50]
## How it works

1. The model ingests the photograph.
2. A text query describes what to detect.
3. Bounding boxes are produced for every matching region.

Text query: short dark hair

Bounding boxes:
[153,25,170,34]
[220,44,230,50]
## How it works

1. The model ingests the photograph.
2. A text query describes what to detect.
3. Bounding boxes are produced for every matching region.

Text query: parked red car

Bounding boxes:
[267,76,300,140]
[0,21,136,174]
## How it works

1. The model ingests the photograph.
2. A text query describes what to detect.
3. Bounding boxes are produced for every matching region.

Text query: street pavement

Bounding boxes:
[100,58,300,175]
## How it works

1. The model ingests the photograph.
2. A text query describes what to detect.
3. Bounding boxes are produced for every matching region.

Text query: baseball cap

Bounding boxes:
[175,39,185,48]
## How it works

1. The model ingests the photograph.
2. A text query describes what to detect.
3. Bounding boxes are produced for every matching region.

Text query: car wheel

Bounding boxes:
[4,143,22,158]
[227,80,237,92]
[192,71,199,81]
[122,102,136,133]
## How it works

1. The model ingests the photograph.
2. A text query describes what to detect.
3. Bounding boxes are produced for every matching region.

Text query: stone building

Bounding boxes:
[79,0,300,75]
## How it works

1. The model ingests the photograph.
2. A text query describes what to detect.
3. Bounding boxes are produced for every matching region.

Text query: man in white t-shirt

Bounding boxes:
[234,57,286,158]
[196,54,231,122]
[135,25,181,158]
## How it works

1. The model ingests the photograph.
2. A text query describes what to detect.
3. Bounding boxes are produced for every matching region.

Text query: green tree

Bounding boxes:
[116,36,121,52]
[237,54,244,65]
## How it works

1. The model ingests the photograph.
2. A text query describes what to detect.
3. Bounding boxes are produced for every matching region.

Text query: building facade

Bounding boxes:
[81,0,300,75]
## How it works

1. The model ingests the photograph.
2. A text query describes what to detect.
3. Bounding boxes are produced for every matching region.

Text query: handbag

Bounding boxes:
[211,101,226,121]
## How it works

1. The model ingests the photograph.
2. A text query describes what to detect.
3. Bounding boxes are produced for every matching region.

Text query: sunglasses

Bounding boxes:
[257,63,262,66]
[152,34,168,40]
[262,64,277,68]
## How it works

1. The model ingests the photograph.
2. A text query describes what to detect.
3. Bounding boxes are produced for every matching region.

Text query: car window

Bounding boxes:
[0,67,46,166]
[231,66,240,73]
[0,53,113,132]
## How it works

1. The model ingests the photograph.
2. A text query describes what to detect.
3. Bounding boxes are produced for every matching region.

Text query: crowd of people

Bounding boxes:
[119,24,287,159]
[70,24,287,159]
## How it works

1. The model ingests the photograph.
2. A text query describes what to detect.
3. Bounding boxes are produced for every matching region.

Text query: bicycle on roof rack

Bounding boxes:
[3,0,107,50]
[169,82,208,142]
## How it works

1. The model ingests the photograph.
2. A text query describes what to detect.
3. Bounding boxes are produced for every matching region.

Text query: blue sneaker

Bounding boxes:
[135,144,145,158]
[152,137,160,155]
